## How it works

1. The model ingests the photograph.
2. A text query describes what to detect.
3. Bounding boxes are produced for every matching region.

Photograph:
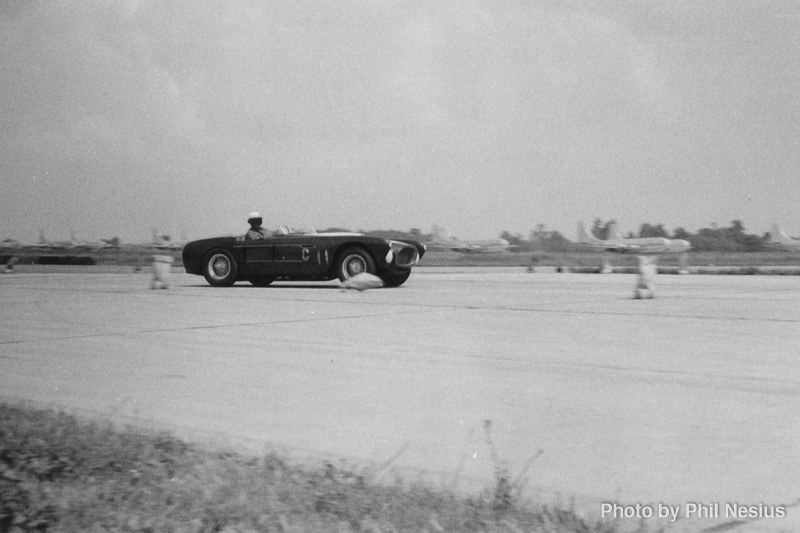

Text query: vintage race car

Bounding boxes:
[182,228,426,288]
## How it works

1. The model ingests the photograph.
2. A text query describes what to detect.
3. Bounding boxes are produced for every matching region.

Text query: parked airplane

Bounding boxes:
[766,223,800,252]
[62,231,113,251]
[0,239,23,251]
[145,229,185,251]
[28,230,111,252]
[576,221,691,254]
[427,225,515,253]
[67,239,112,251]
[0,231,55,252]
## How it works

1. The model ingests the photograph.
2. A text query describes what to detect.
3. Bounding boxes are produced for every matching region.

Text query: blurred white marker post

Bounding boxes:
[151,255,174,289]
[678,252,689,275]
[3,256,18,274]
[634,255,656,299]
[600,254,613,274]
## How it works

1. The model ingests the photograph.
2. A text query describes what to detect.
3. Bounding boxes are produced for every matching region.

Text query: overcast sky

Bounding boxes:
[1,1,799,242]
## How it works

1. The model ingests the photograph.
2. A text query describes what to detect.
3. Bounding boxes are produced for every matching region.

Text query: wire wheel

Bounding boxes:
[203,250,238,287]
[336,247,375,283]
[209,254,231,279]
[343,254,367,277]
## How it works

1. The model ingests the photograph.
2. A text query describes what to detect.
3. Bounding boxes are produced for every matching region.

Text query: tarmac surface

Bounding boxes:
[1,266,798,531]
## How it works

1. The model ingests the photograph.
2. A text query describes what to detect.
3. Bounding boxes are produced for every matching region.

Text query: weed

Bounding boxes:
[0,403,624,532]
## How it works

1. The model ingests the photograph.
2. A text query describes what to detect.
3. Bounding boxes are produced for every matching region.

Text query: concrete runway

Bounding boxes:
[1,267,798,518]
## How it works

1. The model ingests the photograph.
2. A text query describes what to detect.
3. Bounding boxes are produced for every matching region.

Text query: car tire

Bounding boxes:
[249,278,273,287]
[381,271,411,288]
[203,250,238,287]
[335,247,376,283]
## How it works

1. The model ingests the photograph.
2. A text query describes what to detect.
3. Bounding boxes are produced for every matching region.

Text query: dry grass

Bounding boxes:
[0,403,625,533]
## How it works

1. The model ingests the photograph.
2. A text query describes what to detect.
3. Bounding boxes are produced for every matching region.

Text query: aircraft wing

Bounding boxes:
[578,241,634,253]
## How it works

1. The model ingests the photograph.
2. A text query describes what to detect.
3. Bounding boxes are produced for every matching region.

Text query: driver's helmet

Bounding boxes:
[247,211,262,224]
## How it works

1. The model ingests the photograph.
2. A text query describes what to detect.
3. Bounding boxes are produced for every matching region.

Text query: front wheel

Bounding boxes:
[335,247,376,283]
[203,250,238,287]
[382,271,411,288]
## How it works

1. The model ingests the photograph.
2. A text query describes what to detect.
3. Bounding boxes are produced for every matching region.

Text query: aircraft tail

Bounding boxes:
[576,221,604,244]
[768,223,797,245]
[431,225,456,245]
[770,223,788,240]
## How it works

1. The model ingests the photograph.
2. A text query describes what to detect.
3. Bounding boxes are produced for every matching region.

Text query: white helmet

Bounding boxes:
[248,211,261,221]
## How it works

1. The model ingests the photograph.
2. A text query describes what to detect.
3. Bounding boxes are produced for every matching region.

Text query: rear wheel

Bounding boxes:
[381,271,411,288]
[203,250,238,287]
[249,278,273,287]
[335,247,376,283]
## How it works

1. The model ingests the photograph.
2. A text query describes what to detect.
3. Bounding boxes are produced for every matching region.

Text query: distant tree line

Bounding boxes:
[525,219,770,253]
[366,220,774,253]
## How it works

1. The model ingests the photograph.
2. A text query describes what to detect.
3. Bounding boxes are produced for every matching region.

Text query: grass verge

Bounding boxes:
[0,403,624,533]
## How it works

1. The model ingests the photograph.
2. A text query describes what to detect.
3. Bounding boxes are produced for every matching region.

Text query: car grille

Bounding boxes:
[396,247,417,267]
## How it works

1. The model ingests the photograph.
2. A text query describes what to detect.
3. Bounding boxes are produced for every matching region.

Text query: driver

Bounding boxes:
[245,212,268,240]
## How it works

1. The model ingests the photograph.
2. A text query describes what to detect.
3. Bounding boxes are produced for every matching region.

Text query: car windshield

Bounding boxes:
[274,226,317,235]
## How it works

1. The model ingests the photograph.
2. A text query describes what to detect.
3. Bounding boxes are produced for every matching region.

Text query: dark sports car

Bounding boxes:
[182,228,426,288]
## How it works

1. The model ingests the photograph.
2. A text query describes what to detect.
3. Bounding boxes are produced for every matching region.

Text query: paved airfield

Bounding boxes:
[1,267,798,514]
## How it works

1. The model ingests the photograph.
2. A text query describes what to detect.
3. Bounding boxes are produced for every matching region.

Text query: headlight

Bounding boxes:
[385,249,394,263]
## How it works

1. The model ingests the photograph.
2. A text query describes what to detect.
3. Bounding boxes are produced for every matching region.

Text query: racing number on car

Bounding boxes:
[302,247,310,262]
[274,244,303,262]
